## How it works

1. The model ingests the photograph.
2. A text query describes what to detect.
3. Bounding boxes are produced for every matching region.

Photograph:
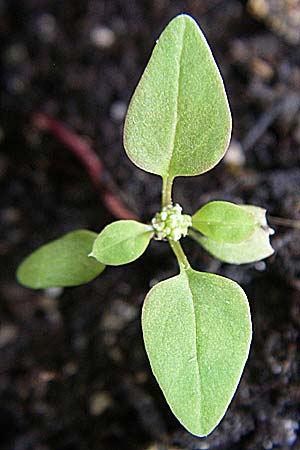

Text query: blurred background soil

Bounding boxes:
[0,1,300,449]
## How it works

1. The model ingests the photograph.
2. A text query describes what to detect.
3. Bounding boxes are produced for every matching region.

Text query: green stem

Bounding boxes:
[169,240,190,271]
[162,176,174,207]
[161,175,189,271]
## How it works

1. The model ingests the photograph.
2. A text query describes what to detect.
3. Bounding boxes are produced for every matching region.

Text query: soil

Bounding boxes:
[0,1,300,449]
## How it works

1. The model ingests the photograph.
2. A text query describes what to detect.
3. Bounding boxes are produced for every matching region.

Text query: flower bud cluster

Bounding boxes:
[152,204,192,241]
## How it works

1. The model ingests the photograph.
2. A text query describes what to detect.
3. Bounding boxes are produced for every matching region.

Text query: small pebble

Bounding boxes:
[263,439,273,449]
[38,370,57,383]
[2,207,21,224]
[254,261,267,271]
[45,287,63,298]
[135,371,148,384]
[271,362,282,375]
[36,14,57,42]
[0,323,18,348]
[279,418,299,446]
[110,101,127,122]
[224,140,246,167]
[197,443,210,449]
[101,300,137,332]
[107,346,123,363]
[89,392,112,416]
[90,26,116,49]
[251,57,274,80]
[62,362,78,377]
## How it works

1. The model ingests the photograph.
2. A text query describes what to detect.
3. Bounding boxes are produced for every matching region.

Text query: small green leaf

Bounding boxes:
[193,205,274,264]
[142,269,251,437]
[17,230,105,289]
[91,220,153,266]
[124,14,231,179]
[192,201,256,243]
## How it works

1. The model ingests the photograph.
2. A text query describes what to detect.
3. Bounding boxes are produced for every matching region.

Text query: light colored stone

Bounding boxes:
[90,26,115,49]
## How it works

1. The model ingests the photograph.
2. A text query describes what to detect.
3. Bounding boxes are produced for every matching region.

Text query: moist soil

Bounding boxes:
[0,1,300,449]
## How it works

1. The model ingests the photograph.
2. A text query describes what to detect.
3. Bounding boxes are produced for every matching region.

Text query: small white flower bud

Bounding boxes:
[152,203,192,241]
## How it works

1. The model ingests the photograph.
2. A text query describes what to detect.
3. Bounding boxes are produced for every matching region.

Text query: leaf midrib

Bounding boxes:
[184,270,205,431]
[96,229,153,253]
[165,19,186,179]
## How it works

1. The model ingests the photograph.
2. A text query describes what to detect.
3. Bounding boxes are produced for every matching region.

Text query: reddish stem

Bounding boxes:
[32,112,138,220]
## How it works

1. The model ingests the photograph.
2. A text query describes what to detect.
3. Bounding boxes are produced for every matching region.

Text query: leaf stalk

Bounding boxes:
[169,240,190,271]
[162,176,174,207]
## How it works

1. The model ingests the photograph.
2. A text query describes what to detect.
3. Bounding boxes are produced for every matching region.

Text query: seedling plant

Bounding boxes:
[17,15,274,437]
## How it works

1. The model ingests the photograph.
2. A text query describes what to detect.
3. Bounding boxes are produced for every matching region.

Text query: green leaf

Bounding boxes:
[17,230,105,289]
[192,201,256,243]
[193,205,274,264]
[142,269,251,437]
[90,220,153,266]
[124,14,231,179]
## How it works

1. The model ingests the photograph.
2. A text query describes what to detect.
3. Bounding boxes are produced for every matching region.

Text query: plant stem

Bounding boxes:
[162,176,189,270]
[169,240,190,271]
[162,176,173,207]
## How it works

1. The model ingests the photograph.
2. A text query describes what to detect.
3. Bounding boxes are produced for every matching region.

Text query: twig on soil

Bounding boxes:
[268,215,300,230]
[32,112,138,221]
[242,93,300,152]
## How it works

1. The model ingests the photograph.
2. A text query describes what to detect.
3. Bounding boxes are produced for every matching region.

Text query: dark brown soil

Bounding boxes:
[1,1,299,449]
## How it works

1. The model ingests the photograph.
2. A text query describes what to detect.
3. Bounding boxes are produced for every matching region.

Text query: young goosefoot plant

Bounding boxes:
[17,14,275,437]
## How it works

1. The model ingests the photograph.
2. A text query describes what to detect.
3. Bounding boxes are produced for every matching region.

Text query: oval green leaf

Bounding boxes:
[90,220,153,266]
[17,230,105,289]
[142,269,252,437]
[192,201,256,243]
[192,205,275,264]
[124,14,231,179]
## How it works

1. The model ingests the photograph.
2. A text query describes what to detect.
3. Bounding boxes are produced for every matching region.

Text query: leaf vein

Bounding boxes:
[95,230,152,253]
[166,19,186,177]
[185,272,204,429]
